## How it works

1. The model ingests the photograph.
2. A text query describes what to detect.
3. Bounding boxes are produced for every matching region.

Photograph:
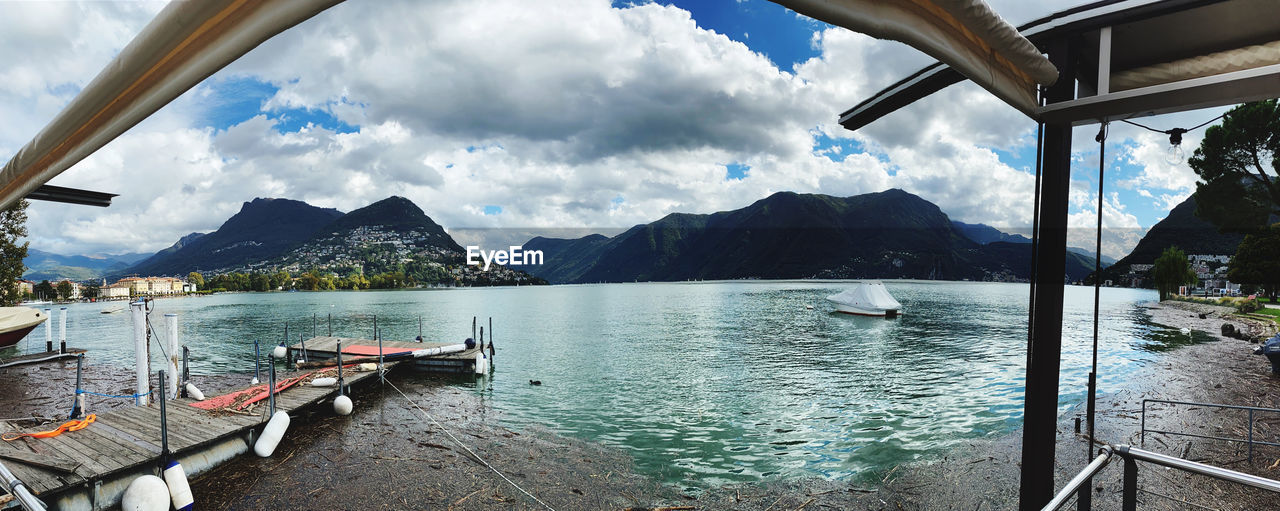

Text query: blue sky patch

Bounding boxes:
[483,205,503,216]
[633,0,827,71]
[812,133,865,162]
[725,162,750,181]
[199,76,357,135]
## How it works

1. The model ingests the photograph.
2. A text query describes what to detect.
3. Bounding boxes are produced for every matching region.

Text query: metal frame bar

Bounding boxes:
[1038,63,1280,125]
[1141,398,1280,462]
[1043,447,1113,511]
[24,184,117,207]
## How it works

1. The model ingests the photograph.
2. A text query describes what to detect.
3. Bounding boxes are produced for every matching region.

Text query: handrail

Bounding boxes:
[1047,443,1280,511]
[1043,446,1113,511]
[1117,445,1280,492]
[0,459,47,511]
[1141,398,1280,462]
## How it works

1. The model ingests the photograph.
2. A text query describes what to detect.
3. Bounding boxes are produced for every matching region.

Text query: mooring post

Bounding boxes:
[300,333,308,363]
[489,317,495,358]
[165,313,179,400]
[312,313,317,338]
[337,340,346,396]
[268,354,277,415]
[472,316,477,343]
[373,315,377,343]
[377,331,385,383]
[71,354,84,419]
[44,307,52,352]
[418,315,422,339]
[479,326,485,352]
[130,300,149,406]
[181,346,190,398]
[328,313,332,336]
[58,307,67,354]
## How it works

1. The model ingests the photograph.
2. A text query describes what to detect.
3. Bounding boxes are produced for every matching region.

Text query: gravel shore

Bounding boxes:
[4,299,1278,510]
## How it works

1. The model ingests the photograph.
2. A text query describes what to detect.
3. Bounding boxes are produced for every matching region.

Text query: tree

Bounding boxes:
[187,272,204,289]
[0,200,29,306]
[56,281,73,301]
[1228,223,1280,299]
[83,285,100,299]
[1152,246,1197,300]
[1189,100,1280,234]
[34,280,54,301]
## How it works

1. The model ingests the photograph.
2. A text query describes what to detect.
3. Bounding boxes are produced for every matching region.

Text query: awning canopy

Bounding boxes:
[0,0,345,211]
[833,0,1280,130]
[775,0,1058,121]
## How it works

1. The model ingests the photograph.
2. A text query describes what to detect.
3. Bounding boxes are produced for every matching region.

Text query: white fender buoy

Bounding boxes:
[163,459,194,511]
[185,383,205,401]
[311,377,337,387]
[122,475,169,511]
[251,377,260,385]
[333,395,353,416]
[271,345,287,359]
[254,410,291,457]
[358,362,377,372]
[475,353,488,375]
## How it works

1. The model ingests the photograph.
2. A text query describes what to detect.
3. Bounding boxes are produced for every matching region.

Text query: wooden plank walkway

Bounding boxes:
[0,360,394,508]
[290,336,484,373]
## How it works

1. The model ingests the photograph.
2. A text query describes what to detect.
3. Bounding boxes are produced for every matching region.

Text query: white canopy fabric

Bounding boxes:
[827,281,902,311]
[774,0,1057,118]
[0,0,345,211]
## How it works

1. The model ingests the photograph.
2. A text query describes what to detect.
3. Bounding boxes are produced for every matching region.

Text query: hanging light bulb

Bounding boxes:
[1164,128,1188,165]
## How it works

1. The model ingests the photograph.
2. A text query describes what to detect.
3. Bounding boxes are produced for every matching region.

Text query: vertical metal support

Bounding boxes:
[328,313,332,336]
[480,326,485,352]
[158,370,170,457]
[253,340,261,384]
[377,332,385,383]
[181,346,190,398]
[337,340,346,396]
[1019,38,1076,511]
[418,315,423,339]
[164,313,178,400]
[300,333,308,363]
[71,354,84,419]
[1141,401,1146,446]
[268,354,277,415]
[1122,456,1137,511]
[373,315,377,342]
[489,317,495,358]
[1249,409,1255,463]
[313,313,317,338]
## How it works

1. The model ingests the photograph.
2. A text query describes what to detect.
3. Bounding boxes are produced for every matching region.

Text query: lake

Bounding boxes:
[3,281,1197,488]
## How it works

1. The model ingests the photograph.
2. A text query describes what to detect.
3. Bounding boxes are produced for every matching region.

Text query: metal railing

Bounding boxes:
[1044,444,1280,511]
[0,459,47,511]
[1141,398,1280,462]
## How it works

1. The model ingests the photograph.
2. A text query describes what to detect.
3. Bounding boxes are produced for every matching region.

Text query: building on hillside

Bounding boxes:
[108,276,190,296]
[101,285,131,300]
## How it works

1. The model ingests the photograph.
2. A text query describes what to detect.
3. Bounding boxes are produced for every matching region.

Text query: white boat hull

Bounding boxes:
[832,303,899,317]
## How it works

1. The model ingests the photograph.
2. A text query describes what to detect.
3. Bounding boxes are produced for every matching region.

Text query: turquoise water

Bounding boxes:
[3,281,1189,487]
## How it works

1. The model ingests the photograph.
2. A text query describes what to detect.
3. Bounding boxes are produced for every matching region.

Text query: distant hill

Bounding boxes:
[525,189,1099,284]
[121,198,342,276]
[952,220,1115,266]
[276,196,464,273]
[23,249,151,282]
[1102,194,1244,281]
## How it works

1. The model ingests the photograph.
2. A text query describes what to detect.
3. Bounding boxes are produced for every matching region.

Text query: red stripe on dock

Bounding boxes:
[341,345,414,356]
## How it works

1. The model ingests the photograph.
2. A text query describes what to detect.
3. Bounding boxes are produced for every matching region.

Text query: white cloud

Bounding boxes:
[0,0,1215,263]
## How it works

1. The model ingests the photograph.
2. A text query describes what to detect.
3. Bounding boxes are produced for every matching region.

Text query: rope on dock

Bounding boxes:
[384,379,557,511]
[75,389,154,399]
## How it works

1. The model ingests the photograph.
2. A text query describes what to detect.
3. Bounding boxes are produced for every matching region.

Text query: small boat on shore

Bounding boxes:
[0,307,49,348]
[827,281,902,318]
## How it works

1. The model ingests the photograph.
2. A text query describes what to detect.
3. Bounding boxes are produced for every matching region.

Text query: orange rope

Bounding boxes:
[2,414,96,441]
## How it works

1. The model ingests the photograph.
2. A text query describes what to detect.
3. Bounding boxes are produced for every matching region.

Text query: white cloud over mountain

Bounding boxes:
[1,0,1217,261]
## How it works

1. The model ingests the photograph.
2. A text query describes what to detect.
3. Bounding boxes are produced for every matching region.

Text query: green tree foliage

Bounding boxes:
[1152,246,1197,301]
[1228,223,1280,299]
[187,272,204,289]
[0,200,29,306]
[34,280,54,301]
[56,281,73,301]
[83,285,100,299]
[1189,100,1280,234]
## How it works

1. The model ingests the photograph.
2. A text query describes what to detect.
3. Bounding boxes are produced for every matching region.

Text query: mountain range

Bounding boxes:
[22,249,150,282]
[1099,195,1245,283]
[523,189,1100,284]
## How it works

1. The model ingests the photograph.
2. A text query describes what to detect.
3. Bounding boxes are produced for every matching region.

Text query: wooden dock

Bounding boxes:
[288,336,487,374]
[0,360,394,510]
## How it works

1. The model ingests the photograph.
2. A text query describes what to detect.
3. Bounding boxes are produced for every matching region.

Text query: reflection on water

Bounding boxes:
[5,281,1187,487]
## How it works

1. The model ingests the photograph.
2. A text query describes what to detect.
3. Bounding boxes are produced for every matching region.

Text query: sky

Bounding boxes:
[0,0,1231,261]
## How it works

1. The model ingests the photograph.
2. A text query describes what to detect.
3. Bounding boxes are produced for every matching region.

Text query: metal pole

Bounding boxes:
[181,346,190,398]
[0,459,47,511]
[1122,456,1137,511]
[1019,37,1075,511]
[418,315,422,339]
[1249,409,1255,463]
[130,301,149,406]
[489,317,494,357]
[254,340,261,384]
[158,370,170,457]
[480,326,484,352]
[300,333,308,363]
[313,313,317,338]
[71,354,84,419]
[328,313,332,336]
[1141,401,1146,446]
[337,340,346,396]
[373,315,377,342]
[44,308,51,352]
[378,330,385,383]
[268,354,277,415]
[165,313,178,400]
